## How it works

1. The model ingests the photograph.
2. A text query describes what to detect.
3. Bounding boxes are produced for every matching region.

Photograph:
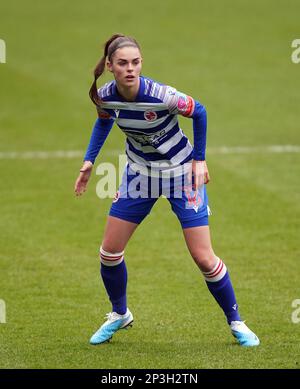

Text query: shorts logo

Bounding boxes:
[183,186,202,213]
[113,190,120,203]
[144,111,157,121]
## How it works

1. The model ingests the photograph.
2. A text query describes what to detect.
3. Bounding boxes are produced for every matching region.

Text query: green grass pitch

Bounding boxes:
[0,0,299,369]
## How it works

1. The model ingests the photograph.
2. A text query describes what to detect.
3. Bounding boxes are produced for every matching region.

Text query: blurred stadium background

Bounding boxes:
[0,0,299,368]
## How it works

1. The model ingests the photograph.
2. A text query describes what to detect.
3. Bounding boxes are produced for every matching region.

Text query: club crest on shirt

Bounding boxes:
[144,110,157,121]
[183,186,203,213]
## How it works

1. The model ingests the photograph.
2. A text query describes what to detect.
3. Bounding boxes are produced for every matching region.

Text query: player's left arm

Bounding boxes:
[166,88,210,188]
[189,98,210,188]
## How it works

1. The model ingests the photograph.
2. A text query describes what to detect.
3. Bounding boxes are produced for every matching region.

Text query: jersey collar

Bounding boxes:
[113,76,145,102]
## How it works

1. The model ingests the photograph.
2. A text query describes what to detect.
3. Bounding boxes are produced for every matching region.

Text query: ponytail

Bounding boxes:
[89,34,140,106]
[88,56,107,106]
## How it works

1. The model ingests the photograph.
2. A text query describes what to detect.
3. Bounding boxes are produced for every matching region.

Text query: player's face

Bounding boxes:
[107,47,142,88]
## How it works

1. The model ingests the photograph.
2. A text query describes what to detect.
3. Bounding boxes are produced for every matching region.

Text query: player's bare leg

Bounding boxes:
[182,225,216,271]
[101,216,138,253]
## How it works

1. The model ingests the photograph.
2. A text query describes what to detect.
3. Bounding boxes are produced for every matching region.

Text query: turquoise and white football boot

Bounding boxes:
[90,308,133,345]
[230,321,260,347]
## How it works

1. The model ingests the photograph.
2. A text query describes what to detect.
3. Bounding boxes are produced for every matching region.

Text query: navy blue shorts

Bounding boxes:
[109,164,211,229]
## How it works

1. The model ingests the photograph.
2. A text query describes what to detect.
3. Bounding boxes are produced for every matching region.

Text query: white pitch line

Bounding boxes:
[0,145,299,159]
[0,150,84,159]
[208,145,300,154]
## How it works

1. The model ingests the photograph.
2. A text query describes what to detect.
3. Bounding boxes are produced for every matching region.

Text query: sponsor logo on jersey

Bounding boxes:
[129,129,166,146]
[144,110,157,121]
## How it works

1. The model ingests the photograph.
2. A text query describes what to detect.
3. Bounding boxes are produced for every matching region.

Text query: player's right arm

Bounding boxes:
[74,109,114,196]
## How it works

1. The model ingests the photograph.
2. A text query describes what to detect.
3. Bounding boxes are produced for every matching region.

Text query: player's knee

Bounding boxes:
[192,249,216,272]
[101,235,126,253]
[100,245,125,266]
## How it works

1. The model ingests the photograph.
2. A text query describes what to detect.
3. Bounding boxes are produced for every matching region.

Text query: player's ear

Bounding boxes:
[107,61,113,72]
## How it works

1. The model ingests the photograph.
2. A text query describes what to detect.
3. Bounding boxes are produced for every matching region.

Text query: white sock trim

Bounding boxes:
[100,246,124,267]
[202,257,227,282]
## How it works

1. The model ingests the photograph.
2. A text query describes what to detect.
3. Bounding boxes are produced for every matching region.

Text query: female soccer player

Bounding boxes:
[74,34,259,347]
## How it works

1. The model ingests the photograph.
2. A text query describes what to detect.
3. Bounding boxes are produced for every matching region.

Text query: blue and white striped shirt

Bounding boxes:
[84,76,207,177]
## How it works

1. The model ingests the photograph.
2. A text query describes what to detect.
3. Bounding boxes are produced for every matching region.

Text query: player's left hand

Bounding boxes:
[187,160,210,190]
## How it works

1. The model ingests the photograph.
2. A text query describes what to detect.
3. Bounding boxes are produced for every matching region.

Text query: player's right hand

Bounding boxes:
[74,161,93,196]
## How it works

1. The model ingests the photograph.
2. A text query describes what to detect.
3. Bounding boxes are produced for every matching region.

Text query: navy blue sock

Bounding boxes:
[203,258,241,324]
[100,260,127,315]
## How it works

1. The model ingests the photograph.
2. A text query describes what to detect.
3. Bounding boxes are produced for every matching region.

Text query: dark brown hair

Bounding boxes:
[89,34,141,106]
